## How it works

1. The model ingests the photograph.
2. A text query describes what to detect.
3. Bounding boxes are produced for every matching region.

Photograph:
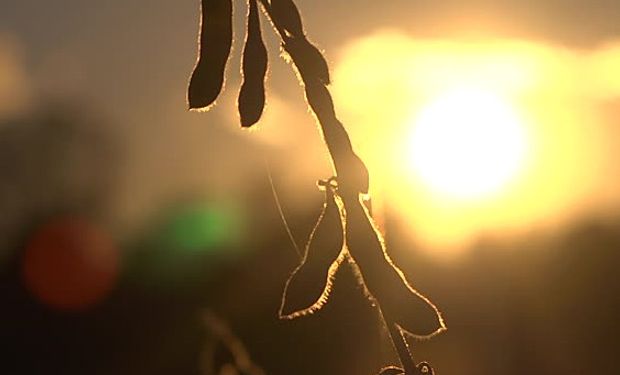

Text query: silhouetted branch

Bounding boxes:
[187,1,446,373]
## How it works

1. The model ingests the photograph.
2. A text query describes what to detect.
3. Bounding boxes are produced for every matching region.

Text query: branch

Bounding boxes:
[257,0,369,197]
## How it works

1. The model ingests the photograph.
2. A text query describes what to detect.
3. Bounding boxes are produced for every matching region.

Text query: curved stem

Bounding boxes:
[257,1,420,372]
[257,0,367,195]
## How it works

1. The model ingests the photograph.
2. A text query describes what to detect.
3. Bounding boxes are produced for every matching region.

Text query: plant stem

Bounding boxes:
[383,312,417,375]
[257,1,419,372]
[257,0,286,39]
[257,0,367,195]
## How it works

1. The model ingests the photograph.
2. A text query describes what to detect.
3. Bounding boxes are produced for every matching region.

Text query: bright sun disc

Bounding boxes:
[409,87,527,200]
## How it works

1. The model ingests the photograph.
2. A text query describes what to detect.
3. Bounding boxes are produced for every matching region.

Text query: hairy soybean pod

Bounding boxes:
[270,0,305,38]
[279,186,345,319]
[302,81,368,194]
[283,35,330,85]
[188,0,233,110]
[238,0,268,127]
[341,193,446,340]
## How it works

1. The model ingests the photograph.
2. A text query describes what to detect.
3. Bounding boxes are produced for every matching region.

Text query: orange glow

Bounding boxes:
[331,32,620,257]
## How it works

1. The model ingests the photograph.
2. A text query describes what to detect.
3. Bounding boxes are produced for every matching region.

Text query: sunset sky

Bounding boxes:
[332,31,620,254]
[3,2,620,375]
[2,0,620,255]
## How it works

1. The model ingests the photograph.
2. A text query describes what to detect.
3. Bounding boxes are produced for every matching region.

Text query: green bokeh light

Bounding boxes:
[161,202,245,253]
[131,200,248,291]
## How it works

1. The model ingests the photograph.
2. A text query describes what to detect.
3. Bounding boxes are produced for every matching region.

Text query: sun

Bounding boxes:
[408,86,528,200]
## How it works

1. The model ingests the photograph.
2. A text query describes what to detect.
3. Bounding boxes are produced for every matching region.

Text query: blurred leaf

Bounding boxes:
[203,311,265,375]
[279,186,345,319]
[188,0,233,110]
[238,0,268,127]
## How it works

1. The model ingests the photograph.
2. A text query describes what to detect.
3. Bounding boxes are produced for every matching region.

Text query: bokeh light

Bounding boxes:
[21,216,119,311]
[158,201,245,253]
[131,200,249,290]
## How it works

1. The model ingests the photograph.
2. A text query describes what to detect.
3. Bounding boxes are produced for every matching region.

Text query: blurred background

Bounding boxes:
[1,0,619,374]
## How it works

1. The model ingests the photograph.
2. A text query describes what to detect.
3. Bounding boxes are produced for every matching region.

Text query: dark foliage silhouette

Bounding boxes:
[188,0,445,373]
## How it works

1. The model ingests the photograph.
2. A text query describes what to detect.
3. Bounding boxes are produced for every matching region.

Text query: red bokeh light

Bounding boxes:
[21,216,119,312]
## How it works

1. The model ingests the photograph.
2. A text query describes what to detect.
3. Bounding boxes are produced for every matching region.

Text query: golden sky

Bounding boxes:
[3,1,620,258]
[328,31,620,256]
